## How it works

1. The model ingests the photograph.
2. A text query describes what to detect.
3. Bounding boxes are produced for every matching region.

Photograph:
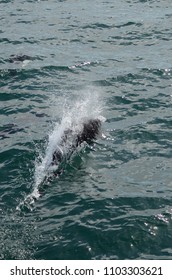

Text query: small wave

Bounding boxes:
[82,23,115,30]
[69,61,98,70]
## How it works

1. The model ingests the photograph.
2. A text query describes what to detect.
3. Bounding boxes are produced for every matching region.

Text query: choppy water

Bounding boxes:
[0,0,172,260]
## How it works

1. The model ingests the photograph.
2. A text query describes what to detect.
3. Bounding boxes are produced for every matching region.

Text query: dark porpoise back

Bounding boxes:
[52,119,101,166]
[76,119,101,145]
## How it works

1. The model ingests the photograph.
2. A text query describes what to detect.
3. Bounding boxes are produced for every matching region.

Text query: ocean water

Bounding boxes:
[0,0,172,260]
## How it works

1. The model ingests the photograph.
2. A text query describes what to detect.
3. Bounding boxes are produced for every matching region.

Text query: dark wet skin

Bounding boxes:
[52,119,101,166]
[8,54,32,63]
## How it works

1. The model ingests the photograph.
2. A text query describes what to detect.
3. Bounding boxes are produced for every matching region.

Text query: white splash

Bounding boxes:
[35,89,105,185]
[17,88,105,211]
